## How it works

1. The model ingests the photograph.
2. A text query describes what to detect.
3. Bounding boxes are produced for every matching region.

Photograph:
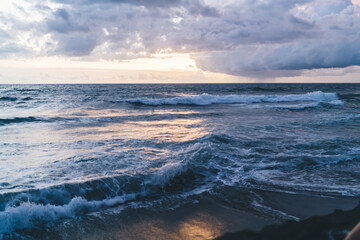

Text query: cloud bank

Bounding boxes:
[0,0,359,77]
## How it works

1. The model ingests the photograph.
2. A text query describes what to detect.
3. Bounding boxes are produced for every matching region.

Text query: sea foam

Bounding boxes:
[127,91,340,106]
[0,193,137,234]
[272,100,344,110]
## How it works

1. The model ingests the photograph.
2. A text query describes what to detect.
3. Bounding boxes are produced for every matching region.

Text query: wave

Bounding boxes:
[0,116,79,126]
[21,97,33,101]
[247,86,287,92]
[0,96,34,103]
[0,97,17,101]
[14,88,40,92]
[0,178,145,234]
[271,100,344,110]
[0,132,357,235]
[126,91,340,106]
[0,194,138,234]
[0,157,206,234]
[0,136,227,235]
[0,117,42,126]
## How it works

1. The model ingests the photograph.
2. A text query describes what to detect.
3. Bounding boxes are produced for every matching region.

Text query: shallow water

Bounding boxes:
[0,84,359,237]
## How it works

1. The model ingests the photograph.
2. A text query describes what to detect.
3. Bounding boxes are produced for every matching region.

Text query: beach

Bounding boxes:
[10,190,358,240]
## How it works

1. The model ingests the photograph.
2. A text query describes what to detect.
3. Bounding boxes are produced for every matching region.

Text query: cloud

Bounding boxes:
[191,0,360,77]
[46,9,90,34]
[192,39,360,77]
[0,0,359,77]
[0,43,29,56]
[54,0,220,17]
[56,35,99,56]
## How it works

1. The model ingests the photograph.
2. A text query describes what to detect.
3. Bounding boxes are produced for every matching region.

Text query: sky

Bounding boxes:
[0,0,360,83]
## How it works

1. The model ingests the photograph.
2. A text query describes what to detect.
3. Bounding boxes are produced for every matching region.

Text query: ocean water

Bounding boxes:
[0,84,359,238]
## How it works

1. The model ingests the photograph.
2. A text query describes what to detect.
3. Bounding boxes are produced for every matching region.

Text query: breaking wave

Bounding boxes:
[271,100,344,110]
[0,131,358,235]
[0,194,138,234]
[127,91,340,106]
[0,157,204,234]
[1,84,359,238]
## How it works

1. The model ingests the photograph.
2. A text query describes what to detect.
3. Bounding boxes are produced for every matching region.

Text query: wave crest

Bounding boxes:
[126,91,340,106]
[0,194,138,234]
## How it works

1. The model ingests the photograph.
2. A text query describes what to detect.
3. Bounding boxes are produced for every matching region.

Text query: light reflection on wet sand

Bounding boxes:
[55,195,279,240]
[114,213,224,240]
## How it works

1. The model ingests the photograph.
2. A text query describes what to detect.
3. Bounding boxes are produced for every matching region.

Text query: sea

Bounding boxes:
[0,84,359,239]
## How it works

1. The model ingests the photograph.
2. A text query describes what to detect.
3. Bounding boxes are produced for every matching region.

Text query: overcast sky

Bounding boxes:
[0,0,360,83]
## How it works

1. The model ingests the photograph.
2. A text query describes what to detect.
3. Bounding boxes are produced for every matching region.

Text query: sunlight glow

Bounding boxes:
[0,0,47,22]
[352,0,360,5]
[0,53,198,72]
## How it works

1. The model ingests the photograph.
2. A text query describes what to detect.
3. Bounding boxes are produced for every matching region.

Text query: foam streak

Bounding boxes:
[127,91,340,106]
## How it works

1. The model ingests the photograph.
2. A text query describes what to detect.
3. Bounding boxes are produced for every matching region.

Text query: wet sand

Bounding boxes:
[217,202,360,240]
[216,191,359,240]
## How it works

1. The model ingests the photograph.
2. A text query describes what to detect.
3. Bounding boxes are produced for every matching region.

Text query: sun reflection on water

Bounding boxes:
[0,106,209,193]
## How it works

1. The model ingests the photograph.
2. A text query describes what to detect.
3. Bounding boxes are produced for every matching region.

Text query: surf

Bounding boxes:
[126,91,341,106]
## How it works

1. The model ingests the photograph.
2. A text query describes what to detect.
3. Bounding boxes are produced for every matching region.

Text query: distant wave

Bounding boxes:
[21,97,33,101]
[0,116,78,126]
[247,86,287,92]
[271,100,344,110]
[0,117,42,125]
[0,97,17,101]
[127,91,340,106]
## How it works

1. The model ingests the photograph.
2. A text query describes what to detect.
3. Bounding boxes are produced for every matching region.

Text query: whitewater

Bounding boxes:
[126,91,340,105]
[0,84,359,239]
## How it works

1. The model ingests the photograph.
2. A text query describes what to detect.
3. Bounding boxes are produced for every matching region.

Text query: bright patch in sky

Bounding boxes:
[0,54,196,71]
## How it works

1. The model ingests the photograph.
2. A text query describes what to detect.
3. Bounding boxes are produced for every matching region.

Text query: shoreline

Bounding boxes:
[15,190,358,240]
[216,198,360,240]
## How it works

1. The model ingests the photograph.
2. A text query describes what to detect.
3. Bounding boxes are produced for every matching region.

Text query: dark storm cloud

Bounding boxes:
[47,9,90,34]
[190,0,360,77]
[193,39,360,78]
[57,35,99,56]
[1,0,360,77]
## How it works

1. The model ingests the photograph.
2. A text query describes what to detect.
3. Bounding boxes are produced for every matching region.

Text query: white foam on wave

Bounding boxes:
[0,145,209,235]
[0,193,137,234]
[251,194,299,221]
[127,91,341,106]
[272,100,344,110]
[273,102,320,110]
[150,161,186,187]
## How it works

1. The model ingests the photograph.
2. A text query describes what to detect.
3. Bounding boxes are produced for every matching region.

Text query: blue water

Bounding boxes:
[0,84,359,237]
